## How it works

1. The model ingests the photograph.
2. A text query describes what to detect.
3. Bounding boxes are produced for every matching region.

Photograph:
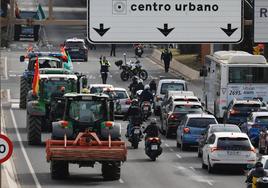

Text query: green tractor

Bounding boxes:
[26,70,87,145]
[46,93,126,180]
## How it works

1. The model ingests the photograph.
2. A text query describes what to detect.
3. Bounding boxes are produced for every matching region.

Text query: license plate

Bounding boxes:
[134,129,140,134]
[227,151,241,155]
[143,106,149,111]
[151,145,158,150]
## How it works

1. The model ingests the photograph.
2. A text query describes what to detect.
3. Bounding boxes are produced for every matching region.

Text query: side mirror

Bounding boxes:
[20,56,25,62]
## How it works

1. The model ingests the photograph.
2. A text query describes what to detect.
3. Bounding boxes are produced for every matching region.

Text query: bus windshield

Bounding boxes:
[229,67,268,84]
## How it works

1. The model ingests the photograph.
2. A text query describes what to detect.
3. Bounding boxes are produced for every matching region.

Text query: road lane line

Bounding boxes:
[165,143,170,147]
[176,154,182,159]
[4,56,8,79]
[10,109,42,188]
[190,166,196,171]
[119,178,124,183]
[169,148,174,152]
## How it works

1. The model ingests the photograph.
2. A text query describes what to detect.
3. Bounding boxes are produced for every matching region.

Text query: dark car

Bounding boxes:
[14,11,40,41]
[64,38,88,62]
[224,99,262,125]
[241,111,268,147]
[197,124,241,157]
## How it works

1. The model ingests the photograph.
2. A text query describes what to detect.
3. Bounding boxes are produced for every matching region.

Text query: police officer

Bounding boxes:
[99,56,111,84]
[161,48,173,73]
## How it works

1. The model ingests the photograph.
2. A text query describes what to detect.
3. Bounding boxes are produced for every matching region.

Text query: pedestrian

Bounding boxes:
[99,56,111,84]
[161,48,173,73]
[110,44,116,57]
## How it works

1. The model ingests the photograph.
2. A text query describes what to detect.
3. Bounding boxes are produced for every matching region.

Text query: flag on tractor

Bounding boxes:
[32,57,40,96]
[60,47,68,61]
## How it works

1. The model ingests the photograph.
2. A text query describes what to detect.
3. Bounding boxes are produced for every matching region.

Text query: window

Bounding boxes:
[233,104,261,112]
[65,41,84,48]
[114,91,128,99]
[160,83,185,95]
[186,118,217,128]
[174,105,203,113]
[69,100,105,123]
[255,116,268,124]
[229,67,268,84]
[207,134,216,144]
[217,137,251,150]
[211,126,241,133]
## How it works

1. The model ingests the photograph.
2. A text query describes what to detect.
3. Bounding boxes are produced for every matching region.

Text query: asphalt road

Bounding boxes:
[1,0,246,188]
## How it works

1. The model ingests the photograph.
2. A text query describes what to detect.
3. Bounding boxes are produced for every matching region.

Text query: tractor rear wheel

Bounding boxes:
[20,76,30,109]
[102,162,121,181]
[51,160,69,179]
[27,115,42,145]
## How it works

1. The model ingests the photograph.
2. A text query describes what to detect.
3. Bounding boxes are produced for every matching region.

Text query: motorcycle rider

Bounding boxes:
[129,76,139,98]
[149,79,157,94]
[136,79,145,91]
[124,99,142,137]
[245,161,267,187]
[140,84,154,104]
[143,118,159,141]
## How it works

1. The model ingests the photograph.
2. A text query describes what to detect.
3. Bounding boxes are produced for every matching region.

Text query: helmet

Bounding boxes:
[145,84,150,90]
[138,79,143,84]
[132,76,138,82]
[255,162,263,168]
[81,88,89,94]
[150,118,157,125]
[131,99,139,106]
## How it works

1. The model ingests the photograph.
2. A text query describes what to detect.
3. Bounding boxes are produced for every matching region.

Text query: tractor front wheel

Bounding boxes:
[20,76,30,109]
[102,162,121,181]
[27,115,42,145]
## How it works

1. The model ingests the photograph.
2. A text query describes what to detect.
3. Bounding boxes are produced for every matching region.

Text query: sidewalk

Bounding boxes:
[149,48,200,80]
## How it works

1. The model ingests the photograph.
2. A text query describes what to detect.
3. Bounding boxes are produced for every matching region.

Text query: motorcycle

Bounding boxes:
[129,125,143,149]
[145,137,162,161]
[118,59,148,81]
[141,101,152,121]
[134,44,144,58]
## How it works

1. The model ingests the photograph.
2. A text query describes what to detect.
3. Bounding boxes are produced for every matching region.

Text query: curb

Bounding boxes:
[149,49,200,80]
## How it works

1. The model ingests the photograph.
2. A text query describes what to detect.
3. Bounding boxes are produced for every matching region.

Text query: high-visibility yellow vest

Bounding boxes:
[252,176,257,188]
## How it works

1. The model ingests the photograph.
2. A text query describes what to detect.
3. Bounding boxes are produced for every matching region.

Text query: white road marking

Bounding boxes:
[169,148,174,152]
[10,99,20,103]
[10,109,42,188]
[190,166,196,171]
[4,56,8,79]
[11,103,20,109]
[176,154,182,159]
[165,143,170,147]
[119,178,124,184]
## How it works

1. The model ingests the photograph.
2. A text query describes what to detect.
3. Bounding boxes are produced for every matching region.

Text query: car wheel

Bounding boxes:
[181,141,187,151]
[259,140,265,154]
[207,157,214,173]
[202,157,207,169]
[197,148,202,158]
[176,141,181,148]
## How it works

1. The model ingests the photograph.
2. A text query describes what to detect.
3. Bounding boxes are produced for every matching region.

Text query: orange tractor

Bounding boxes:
[46,93,127,180]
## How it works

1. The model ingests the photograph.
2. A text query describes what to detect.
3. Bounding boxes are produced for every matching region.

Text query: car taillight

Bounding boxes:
[210,147,222,152]
[148,137,160,142]
[169,114,177,121]
[229,109,240,115]
[156,96,161,102]
[183,127,190,134]
[125,99,132,105]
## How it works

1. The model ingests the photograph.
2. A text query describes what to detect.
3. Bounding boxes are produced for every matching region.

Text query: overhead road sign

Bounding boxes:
[254,0,268,43]
[88,0,243,43]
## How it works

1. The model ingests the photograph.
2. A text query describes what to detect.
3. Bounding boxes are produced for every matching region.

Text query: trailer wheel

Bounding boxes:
[20,76,30,109]
[51,160,69,179]
[102,162,121,181]
[27,115,42,145]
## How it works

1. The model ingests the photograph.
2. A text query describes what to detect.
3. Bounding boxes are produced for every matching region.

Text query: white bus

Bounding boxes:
[202,51,268,120]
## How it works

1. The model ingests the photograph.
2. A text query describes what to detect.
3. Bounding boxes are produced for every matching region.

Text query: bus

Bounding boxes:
[201,51,268,120]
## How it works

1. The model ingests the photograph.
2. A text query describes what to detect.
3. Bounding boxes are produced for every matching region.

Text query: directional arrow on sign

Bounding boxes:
[221,24,238,37]
[157,24,175,37]
[93,23,110,37]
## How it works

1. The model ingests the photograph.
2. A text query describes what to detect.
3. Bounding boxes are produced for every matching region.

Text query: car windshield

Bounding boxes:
[65,41,84,48]
[255,116,268,124]
[217,137,251,151]
[43,80,74,99]
[160,83,184,95]
[174,98,199,102]
[90,87,104,94]
[174,105,203,113]
[211,126,241,133]
[187,118,217,128]
[69,100,105,123]
[233,103,261,112]
[114,91,128,99]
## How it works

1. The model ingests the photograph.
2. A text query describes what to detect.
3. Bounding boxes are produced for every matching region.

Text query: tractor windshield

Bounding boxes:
[42,79,75,99]
[68,100,106,123]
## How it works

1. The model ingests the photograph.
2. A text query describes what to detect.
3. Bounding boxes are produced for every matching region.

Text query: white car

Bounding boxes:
[202,132,256,173]
[259,155,268,173]
[89,84,114,94]
[154,78,187,116]
[103,87,131,115]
